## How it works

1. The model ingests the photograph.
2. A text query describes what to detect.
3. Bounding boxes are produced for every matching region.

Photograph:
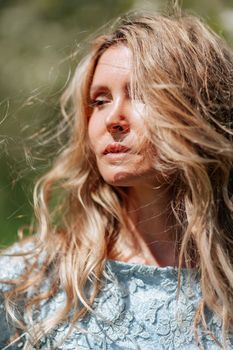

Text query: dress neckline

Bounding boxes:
[106,258,197,276]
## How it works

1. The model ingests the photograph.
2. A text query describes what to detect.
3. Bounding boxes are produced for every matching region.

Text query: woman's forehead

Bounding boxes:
[97,45,132,71]
[90,45,132,94]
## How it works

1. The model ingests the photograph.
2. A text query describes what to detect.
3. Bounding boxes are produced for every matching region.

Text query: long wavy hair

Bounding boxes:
[1,9,233,349]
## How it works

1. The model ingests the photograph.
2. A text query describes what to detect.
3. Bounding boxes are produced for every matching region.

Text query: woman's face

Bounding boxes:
[88,45,156,187]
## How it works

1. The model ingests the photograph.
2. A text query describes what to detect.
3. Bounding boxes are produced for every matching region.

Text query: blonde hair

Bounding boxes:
[2,9,233,349]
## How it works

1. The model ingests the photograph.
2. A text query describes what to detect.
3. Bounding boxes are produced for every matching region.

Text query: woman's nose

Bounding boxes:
[107,119,130,135]
[105,100,130,136]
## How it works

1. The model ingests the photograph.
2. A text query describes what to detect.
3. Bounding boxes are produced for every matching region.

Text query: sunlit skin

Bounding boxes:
[88,45,156,188]
[88,45,178,266]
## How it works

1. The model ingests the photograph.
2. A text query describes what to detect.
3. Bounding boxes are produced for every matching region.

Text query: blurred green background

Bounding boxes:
[0,0,232,246]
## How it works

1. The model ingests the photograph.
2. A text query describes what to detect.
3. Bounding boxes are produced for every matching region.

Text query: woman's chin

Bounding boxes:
[102,171,155,187]
[98,161,158,187]
[102,171,133,187]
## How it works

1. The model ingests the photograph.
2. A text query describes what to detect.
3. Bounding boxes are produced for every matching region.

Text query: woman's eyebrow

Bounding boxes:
[90,82,131,98]
[90,85,108,97]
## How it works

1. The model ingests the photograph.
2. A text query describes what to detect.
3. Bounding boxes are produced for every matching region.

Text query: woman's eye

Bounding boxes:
[90,96,110,109]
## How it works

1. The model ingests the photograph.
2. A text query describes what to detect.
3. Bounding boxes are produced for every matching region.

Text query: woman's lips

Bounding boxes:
[102,143,131,162]
[103,143,130,155]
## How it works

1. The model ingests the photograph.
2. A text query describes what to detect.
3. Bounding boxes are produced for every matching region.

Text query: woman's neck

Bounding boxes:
[126,184,179,267]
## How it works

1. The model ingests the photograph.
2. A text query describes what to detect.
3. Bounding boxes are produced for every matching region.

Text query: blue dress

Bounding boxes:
[0,242,232,349]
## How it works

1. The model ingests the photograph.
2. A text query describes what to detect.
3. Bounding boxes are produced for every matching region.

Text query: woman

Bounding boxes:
[0,8,233,350]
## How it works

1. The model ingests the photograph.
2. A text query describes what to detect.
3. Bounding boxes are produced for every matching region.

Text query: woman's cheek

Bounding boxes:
[88,117,98,148]
[132,100,145,116]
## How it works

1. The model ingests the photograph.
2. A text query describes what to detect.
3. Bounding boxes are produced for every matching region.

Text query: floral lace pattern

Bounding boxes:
[0,245,233,349]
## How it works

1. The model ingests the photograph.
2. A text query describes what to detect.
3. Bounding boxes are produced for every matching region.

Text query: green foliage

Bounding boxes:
[0,0,135,246]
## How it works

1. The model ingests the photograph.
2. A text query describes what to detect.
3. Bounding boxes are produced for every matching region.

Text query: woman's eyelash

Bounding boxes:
[89,97,110,108]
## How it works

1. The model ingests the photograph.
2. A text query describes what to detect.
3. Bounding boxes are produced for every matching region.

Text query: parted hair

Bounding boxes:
[1,8,233,349]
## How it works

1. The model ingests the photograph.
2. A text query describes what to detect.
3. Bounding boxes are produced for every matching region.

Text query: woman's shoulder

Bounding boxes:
[0,238,37,350]
[0,237,37,291]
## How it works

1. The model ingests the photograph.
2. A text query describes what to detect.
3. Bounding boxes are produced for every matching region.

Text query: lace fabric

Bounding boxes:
[0,245,232,349]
